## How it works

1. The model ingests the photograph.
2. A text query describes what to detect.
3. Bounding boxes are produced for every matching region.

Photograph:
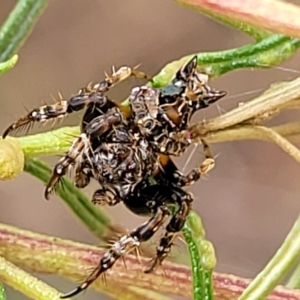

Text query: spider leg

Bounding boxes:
[74,161,92,189]
[143,141,214,272]
[144,187,193,273]
[46,108,123,199]
[60,206,169,298]
[3,63,149,138]
[172,139,215,187]
[2,88,111,138]
[92,186,121,206]
[44,133,90,199]
[93,65,151,93]
[155,139,214,187]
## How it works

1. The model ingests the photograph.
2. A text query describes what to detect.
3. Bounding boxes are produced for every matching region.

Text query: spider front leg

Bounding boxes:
[2,88,111,138]
[44,133,91,199]
[60,206,169,298]
[3,64,150,138]
[46,107,123,199]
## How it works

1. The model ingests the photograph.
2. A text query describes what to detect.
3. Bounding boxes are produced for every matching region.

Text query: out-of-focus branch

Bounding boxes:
[176,0,300,40]
[238,212,300,300]
[0,55,18,75]
[0,281,5,300]
[0,257,62,300]
[0,0,49,62]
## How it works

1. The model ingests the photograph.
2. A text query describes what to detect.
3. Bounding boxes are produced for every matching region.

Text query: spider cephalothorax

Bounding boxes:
[3,56,226,298]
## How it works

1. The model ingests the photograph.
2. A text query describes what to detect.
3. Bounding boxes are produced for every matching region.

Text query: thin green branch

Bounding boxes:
[182,211,216,300]
[0,256,62,300]
[286,262,300,289]
[238,212,300,300]
[197,121,300,144]
[0,0,49,62]
[0,282,5,300]
[152,35,299,87]
[0,138,24,180]
[23,157,122,241]
[0,54,18,74]
[19,127,79,157]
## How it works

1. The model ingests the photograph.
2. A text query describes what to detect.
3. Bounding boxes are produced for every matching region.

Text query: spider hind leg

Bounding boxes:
[60,206,169,298]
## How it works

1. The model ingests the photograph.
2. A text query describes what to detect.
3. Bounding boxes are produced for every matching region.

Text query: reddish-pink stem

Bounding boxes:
[0,224,299,299]
[177,0,300,39]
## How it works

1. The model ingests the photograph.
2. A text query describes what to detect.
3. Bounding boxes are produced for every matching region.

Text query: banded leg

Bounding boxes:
[44,134,91,199]
[173,139,215,187]
[92,186,121,207]
[3,65,150,138]
[2,89,112,138]
[81,65,152,128]
[156,139,215,187]
[74,161,92,189]
[85,107,123,138]
[60,206,169,298]
[93,65,151,93]
[46,108,122,199]
[145,187,193,273]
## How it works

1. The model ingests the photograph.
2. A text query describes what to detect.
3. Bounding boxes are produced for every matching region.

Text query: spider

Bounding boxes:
[3,56,226,298]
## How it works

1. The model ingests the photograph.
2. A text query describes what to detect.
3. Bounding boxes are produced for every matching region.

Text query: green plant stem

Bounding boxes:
[0,55,18,74]
[19,127,80,156]
[151,35,299,87]
[0,0,49,62]
[0,256,61,300]
[23,157,120,241]
[182,211,216,300]
[0,282,5,300]
[286,262,300,289]
[0,138,24,180]
[238,212,300,300]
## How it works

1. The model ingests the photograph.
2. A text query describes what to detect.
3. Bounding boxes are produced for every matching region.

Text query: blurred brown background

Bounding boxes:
[1,1,300,299]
